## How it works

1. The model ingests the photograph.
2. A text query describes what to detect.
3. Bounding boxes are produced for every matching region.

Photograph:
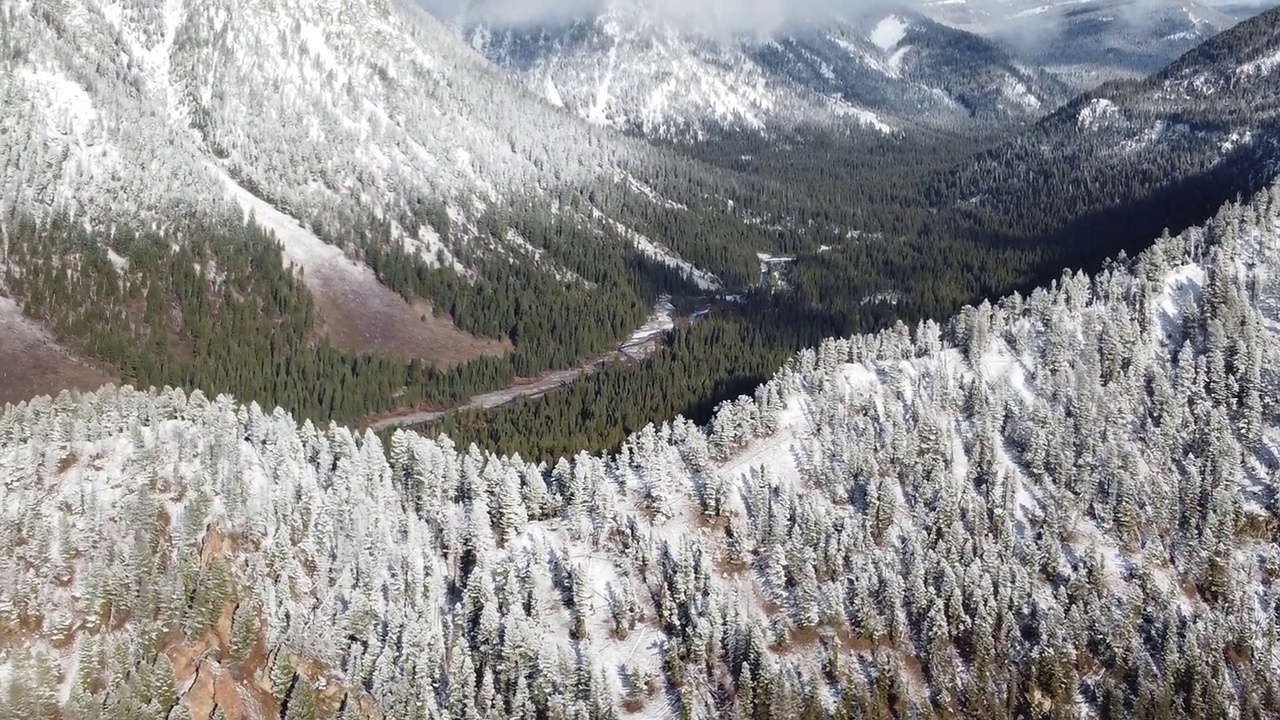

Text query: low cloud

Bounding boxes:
[424,0,874,33]
[420,0,1270,35]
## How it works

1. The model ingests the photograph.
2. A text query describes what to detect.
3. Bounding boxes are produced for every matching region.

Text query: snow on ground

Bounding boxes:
[1010,4,1052,18]
[214,164,364,285]
[828,35,895,77]
[828,99,895,134]
[400,223,463,272]
[502,229,588,285]
[56,649,79,705]
[1076,98,1121,130]
[837,363,880,396]
[980,342,1036,404]
[869,15,909,51]
[544,76,565,108]
[1235,49,1280,80]
[717,393,812,511]
[20,69,98,138]
[624,175,688,211]
[298,19,344,78]
[618,297,676,360]
[624,228,720,291]
[1001,77,1041,109]
[588,46,618,125]
[887,45,912,74]
[1153,263,1206,342]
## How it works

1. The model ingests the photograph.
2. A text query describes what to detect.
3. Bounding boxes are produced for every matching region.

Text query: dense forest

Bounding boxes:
[4,0,1279,463]
[2,183,1278,719]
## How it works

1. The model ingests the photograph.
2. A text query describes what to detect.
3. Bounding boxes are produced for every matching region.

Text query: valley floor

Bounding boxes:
[368,297,677,430]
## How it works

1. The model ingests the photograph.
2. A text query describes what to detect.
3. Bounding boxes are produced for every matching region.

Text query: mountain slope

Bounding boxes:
[0,0,632,229]
[456,3,1067,142]
[0,0,605,370]
[2,179,1278,718]
[922,0,1239,88]
[2,0,806,427]
[936,4,1280,275]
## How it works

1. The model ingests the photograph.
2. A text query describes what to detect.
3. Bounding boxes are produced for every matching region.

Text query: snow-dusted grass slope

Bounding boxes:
[2,183,1280,717]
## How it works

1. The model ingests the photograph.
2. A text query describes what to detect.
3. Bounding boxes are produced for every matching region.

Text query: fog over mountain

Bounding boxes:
[424,0,1264,31]
[426,0,863,31]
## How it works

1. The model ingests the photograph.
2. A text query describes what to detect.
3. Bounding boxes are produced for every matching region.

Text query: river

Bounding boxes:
[368,296,677,431]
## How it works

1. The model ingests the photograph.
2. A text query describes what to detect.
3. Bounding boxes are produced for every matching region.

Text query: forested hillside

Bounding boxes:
[3,181,1278,719]
[4,0,1280,467]
[922,0,1238,87]
[939,4,1280,266]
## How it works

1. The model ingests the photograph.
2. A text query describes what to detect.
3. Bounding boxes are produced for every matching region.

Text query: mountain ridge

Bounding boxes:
[454,2,1068,142]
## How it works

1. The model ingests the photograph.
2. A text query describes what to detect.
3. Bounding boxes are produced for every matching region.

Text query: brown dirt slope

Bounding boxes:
[0,295,114,406]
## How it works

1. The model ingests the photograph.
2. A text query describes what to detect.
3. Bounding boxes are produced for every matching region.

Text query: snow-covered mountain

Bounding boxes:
[0,0,758,376]
[451,2,1067,142]
[0,0,639,230]
[921,0,1239,87]
[3,178,1279,718]
[937,3,1280,269]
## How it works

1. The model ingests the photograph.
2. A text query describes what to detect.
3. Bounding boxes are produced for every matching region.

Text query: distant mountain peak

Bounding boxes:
[451,2,1066,142]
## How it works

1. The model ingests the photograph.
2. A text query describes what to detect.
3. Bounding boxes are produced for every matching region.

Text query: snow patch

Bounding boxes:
[869,16,909,51]
[544,76,565,108]
[1235,49,1280,79]
[1077,98,1121,130]
[828,99,895,134]
[20,70,99,138]
[618,296,675,361]
[1001,77,1041,109]
[613,222,720,291]
[1153,263,1206,333]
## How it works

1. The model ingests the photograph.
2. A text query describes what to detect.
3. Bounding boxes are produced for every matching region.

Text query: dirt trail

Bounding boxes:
[369,297,676,431]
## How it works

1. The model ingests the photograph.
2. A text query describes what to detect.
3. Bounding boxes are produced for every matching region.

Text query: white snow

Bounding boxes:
[588,46,618,125]
[1076,98,1121,130]
[623,228,720,291]
[544,76,565,108]
[887,46,912,74]
[106,248,130,271]
[828,99,895,134]
[1153,263,1206,331]
[624,175,688,211]
[838,363,881,396]
[400,223,459,271]
[19,70,98,138]
[298,20,342,76]
[1001,78,1041,109]
[213,165,354,280]
[56,649,79,705]
[1235,49,1280,79]
[1011,5,1052,17]
[981,343,1036,404]
[869,16,909,51]
[719,398,808,490]
[618,296,675,360]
